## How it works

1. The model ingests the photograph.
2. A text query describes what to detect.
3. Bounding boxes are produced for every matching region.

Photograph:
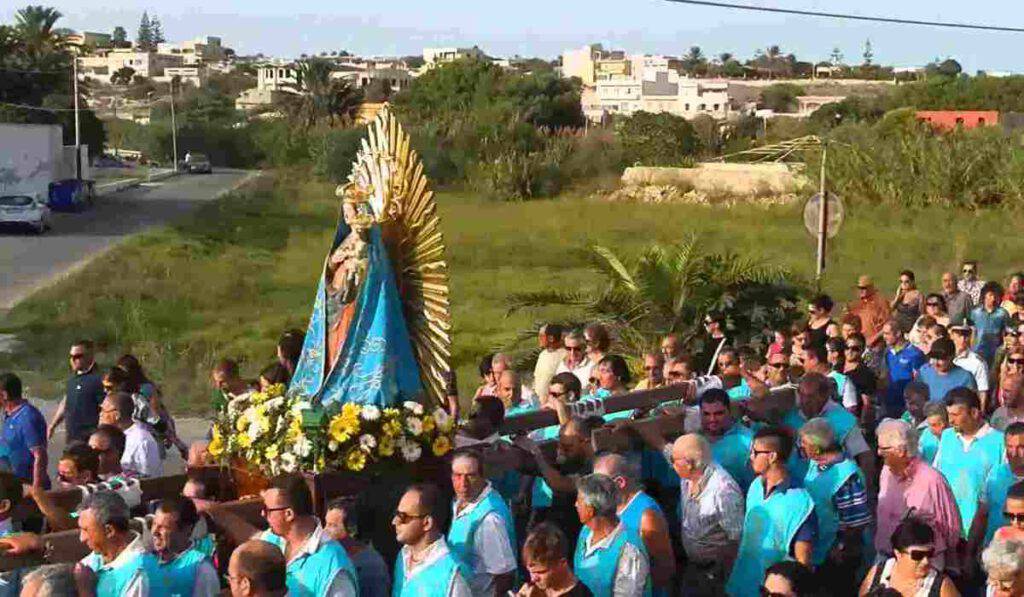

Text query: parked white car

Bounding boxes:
[0,195,51,234]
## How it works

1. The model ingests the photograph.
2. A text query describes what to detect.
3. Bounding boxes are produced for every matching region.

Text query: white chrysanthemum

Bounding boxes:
[280,453,297,472]
[406,417,423,436]
[328,440,339,452]
[360,405,381,421]
[403,401,424,416]
[400,440,422,462]
[247,420,262,443]
[432,408,451,430]
[359,434,377,452]
[293,435,313,457]
[264,397,285,411]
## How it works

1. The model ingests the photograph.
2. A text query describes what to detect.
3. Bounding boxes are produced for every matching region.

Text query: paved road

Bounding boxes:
[0,169,254,312]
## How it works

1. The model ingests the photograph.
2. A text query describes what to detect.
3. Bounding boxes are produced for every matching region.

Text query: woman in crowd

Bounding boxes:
[258,363,291,390]
[586,354,630,400]
[583,323,611,373]
[859,518,958,596]
[766,328,790,360]
[762,561,817,597]
[982,537,1024,597]
[115,354,188,459]
[892,270,924,334]
[806,294,835,351]
[276,329,305,377]
[922,294,951,328]
[791,323,808,367]
[909,316,937,354]
[473,352,497,398]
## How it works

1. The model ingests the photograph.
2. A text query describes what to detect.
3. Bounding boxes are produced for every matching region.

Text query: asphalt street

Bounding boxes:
[0,168,254,311]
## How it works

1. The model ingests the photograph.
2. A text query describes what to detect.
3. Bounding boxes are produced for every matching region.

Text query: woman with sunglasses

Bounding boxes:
[922,294,951,328]
[582,323,611,374]
[806,294,836,352]
[859,517,958,597]
[891,270,924,335]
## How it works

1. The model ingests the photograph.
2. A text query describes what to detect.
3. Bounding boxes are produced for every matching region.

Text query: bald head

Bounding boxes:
[671,434,711,469]
[593,453,641,494]
[229,540,287,597]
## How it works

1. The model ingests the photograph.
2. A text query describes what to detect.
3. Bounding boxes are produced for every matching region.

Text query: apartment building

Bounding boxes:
[422,47,485,67]
[79,48,184,79]
[156,36,230,65]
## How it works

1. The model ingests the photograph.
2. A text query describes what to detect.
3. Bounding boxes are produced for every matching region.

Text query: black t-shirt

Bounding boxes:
[65,367,104,441]
[564,582,595,597]
[846,364,878,397]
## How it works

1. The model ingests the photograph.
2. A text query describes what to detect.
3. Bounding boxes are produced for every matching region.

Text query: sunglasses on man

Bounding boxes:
[1003,511,1024,525]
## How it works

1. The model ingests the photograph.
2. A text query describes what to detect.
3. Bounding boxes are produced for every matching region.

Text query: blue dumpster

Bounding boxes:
[48,179,94,212]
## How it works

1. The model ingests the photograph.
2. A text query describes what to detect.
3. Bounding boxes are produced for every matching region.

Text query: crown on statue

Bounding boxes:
[335,182,375,231]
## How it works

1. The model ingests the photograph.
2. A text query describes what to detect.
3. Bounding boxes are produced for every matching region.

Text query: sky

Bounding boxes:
[3,1,1021,73]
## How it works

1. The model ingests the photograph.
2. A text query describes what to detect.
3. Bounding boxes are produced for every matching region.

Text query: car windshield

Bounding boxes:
[0,196,34,207]
[191,154,208,161]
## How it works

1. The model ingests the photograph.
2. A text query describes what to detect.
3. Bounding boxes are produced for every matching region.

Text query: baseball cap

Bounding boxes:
[928,338,955,360]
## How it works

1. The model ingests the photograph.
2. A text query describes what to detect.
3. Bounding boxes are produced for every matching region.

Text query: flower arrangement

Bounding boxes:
[207,384,456,476]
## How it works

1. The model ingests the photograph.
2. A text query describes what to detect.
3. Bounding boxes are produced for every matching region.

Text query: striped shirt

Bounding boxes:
[828,462,872,530]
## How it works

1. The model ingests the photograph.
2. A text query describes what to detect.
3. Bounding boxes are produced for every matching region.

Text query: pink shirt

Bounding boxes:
[876,458,963,571]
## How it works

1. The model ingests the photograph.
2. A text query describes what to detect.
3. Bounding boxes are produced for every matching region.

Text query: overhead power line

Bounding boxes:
[662,0,1024,33]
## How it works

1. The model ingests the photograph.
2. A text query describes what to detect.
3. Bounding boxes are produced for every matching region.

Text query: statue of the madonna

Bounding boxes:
[289,108,452,408]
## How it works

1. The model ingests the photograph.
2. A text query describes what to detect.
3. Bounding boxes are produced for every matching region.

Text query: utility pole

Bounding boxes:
[72,55,81,181]
[815,140,828,281]
[169,79,178,170]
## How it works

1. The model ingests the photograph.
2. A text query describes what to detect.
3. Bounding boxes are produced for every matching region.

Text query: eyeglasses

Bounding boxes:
[566,346,584,353]
[667,371,686,379]
[548,390,566,399]
[643,366,659,371]
[1009,359,1024,366]
[963,267,975,274]
[877,444,900,453]
[261,506,290,517]
[903,548,935,562]
[990,578,1017,591]
[926,301,941,307]
[69,353,86,360]
[751,449,774,457]
[845,345,864,352]
[588,378,598,384]
[1003,511,1024,524]
[760,588,786,597]
[857,286,869,290]
[393,510,427,524]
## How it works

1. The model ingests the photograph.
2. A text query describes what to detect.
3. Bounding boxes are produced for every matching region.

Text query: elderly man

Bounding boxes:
[140,497,220,597]
[660,334,684,362]
[781,372,875,483]
[19,564,80,596]
[942,271,974,326]
[78,490,148,596]
[448,450,516,596]
[875,418,962,571]
[497,370,536,415]
[393,484,471,596]
[950,324,991,410]
[593,453,674,595]
[572,473,650,597]
[882,320,927,418]
[634,352,665,391]
[228,540,289,597]
[845,275,890,348]
[670,434,743,596]
[978,423,1024,547]
[100,391,162,478]
[934,388,1005,558]
[797,418,871,591]
[556,330,594,390]
[917,337,976,405]
[726,426,816,596]
[993,374,1024,431]
[323,498,390,597]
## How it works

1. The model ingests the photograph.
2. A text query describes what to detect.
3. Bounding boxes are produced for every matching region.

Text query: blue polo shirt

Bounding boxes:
[2,402,48,488]
[883,344,926,414]
[970,306,1010,365]
[917,364,976,404]
[64,366,105,442]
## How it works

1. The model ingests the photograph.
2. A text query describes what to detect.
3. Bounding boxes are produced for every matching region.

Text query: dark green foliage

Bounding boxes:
[759,83,806,113]
[615,111,698,167]
[309,128,365,183]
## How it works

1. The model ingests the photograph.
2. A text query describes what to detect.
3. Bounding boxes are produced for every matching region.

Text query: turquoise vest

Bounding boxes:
[727,379,751,402]
[712,424,755,490]
[447,486,516,573]
[782,405,858,481]
[192,534,215,559]
[530,425,561,507]
[393,543,464,597]
[574,525,652,597]
[82,549,146,597]
[619,491,664,535]
[260,529,359,597]
[918,428,941,465]
[934,427,1006,537]
[725,477,815,597]
[984,463,1023,545]
[803,458,861,565]
[140,548,209,597]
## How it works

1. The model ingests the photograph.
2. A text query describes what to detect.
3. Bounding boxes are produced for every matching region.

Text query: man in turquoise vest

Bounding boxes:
[701,389,755,490]
[228,539,288,597]
[393,484,472,597]
[448,449,516,596]
[77,490,148,596]
[140,496,220,597]
[933,386,1005,563]
[780,370,876,489]
[797,418,871,592]
[572,473,651,597]
[977,422,1024,547]
[594,453,674,596]
[726,426,816,597]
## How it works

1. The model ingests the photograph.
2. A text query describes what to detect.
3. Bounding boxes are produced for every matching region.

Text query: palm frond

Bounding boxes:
[588,245,639,292]
[505,290,589,314]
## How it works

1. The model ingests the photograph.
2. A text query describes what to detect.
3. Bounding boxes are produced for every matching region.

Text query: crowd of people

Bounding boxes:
[0,262,1023,595]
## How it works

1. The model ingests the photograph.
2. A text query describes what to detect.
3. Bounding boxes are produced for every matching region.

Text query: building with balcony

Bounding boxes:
[257,64,299,91]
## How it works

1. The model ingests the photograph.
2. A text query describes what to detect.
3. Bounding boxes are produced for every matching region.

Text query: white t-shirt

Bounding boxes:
[954,350,990,393]
[534,348,567,399]
[122,424,163,478]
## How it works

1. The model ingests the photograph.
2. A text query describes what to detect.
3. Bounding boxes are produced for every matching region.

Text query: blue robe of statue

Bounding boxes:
[288,218,423,408]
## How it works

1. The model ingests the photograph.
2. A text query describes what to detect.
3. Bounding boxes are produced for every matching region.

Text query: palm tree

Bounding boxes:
[683,46,705,75]
[14,6,66,60]
[716,52,734,77]
[278,58,363,128]
[506,239,805,356]
[765,45,782,79]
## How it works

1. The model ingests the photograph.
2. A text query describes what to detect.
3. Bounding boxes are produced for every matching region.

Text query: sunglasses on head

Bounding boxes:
[903,548,934,562]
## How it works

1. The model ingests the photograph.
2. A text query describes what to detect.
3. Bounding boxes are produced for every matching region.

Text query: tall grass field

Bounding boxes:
[4,169,1024,414]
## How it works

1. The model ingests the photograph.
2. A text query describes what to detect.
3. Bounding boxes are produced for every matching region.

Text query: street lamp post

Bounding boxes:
[169,79,178,171]
[72,55,81,181]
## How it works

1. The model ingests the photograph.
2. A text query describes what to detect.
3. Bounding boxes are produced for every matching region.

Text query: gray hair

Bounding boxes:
[923,402,948,421]
[672,434,712,469]
[982,537,1024,581]
[565,329,585,344]
[594,453,641,493]
[23,564,77,597]
[576,474,619,519]
[799,418,839,452]
[876,418,919,457]
[491,353,512,368]
[77,490,130,531]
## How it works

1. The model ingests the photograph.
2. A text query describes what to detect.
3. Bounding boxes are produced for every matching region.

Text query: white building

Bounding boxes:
[257,64,299,91]
[422,47,485,67]
[330,66,413,93]
[79,48,183,80]
[154,66,208,88]
[587,69,732,122]
[156,36,229,65]
[795,95,845,117]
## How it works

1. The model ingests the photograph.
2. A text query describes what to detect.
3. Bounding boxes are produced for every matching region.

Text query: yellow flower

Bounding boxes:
[382,419,403,438]
[345,447,367,471]
[235,413,249,433]
[421,415,435,434]
[236,432,252,449]
[265,444,279,460]
[432,435,452,457]
[207,428,224,456]
[378,436,395,457]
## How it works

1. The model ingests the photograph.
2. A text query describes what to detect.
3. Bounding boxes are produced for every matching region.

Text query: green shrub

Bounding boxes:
[615,111,698,166]
[468,137,573,201]
[309,128,365,183]
[760,83,806,113]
